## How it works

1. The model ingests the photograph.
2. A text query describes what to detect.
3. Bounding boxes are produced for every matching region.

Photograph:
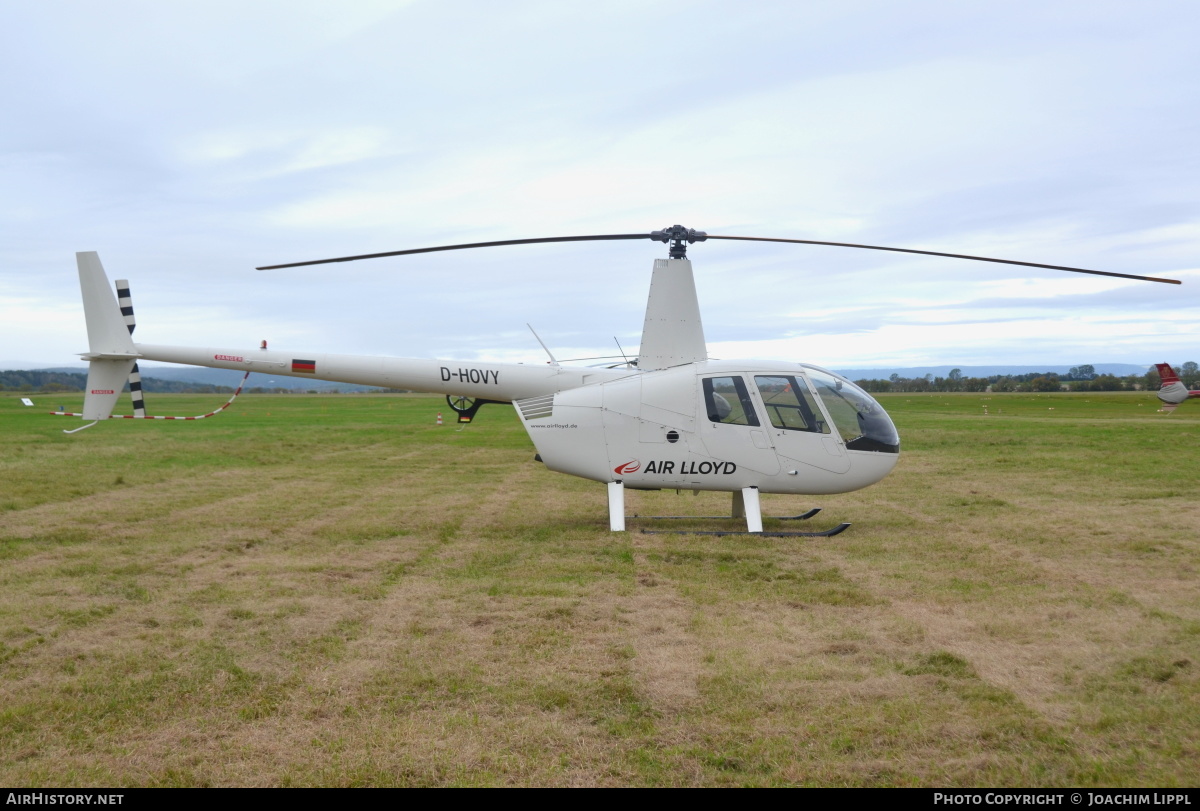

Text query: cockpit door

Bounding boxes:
[696,374,780,475]
[751,373,850,474]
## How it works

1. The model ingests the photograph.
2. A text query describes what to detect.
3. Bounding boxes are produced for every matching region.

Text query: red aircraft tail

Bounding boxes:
[1155,363,1181,384]
[1155,363,1200,413]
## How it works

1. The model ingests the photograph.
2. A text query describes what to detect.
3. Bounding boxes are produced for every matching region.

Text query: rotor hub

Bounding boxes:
[650,225,707,259]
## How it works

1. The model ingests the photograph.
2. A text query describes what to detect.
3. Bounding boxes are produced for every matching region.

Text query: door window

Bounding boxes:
[753,375,829,434]
[702,376,760,426]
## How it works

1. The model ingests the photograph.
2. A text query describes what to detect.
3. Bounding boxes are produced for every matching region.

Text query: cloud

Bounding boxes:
[1,1,1197,372]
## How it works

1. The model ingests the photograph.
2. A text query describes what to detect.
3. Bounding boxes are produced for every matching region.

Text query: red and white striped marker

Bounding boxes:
[53,371,252,422]
[436,412,443,425]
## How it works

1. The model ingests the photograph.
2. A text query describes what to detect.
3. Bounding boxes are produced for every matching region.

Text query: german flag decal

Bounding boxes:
[292,359,317,374]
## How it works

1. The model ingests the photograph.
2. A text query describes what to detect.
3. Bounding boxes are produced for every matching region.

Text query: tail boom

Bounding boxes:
[69,251,636,429]
[132,343,632,401]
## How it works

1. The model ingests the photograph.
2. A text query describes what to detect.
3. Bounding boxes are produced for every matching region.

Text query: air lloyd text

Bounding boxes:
[644,460,736,475]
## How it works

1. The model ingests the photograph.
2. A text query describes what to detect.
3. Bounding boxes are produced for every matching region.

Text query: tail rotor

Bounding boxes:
[115,279,147,418]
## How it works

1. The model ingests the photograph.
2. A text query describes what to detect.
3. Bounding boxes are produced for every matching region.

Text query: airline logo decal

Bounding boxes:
[614,459,737,475]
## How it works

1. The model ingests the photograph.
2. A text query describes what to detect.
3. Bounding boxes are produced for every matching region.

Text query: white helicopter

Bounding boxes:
[64,226,1181,535]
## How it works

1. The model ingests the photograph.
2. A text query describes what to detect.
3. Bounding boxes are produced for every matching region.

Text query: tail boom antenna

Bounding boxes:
[614,336,633,367]
[527,323,559,365]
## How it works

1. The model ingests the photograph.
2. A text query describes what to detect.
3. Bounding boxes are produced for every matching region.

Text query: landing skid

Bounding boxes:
[632,508,822,521]
[606,483,849,536]
[639,522,851,538]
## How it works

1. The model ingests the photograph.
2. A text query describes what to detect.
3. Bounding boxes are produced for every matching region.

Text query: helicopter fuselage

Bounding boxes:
[516,359,899,496]
[121,344,901,497]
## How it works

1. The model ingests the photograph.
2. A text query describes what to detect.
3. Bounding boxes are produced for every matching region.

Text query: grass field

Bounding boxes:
[1,389,1197,786]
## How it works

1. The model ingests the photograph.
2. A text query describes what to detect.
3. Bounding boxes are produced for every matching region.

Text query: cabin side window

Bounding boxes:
[702,376,760,426]
[753,375,829,434]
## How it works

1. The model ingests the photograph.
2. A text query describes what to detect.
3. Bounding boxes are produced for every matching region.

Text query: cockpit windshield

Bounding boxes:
[801,367,900,453]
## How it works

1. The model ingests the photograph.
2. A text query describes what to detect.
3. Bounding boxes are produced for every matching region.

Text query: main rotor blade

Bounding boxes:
[256,233,652,270]
[259,226,1183,285]
[705,235,1182,285]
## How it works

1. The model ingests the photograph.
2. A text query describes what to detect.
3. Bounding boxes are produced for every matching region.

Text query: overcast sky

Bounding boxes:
[2,0,1197,374]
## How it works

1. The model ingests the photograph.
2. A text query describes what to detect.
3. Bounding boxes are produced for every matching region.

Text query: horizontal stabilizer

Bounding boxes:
[80,351,141,360]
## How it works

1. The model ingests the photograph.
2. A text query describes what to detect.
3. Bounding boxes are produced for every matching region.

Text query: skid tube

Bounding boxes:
[639,522,851,538]
[632,508,822,521]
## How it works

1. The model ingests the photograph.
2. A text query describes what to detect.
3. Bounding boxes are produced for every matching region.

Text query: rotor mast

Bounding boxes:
[639,226,709,370]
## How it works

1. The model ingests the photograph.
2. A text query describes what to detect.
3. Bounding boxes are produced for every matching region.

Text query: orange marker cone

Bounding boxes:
[437,412,443,425]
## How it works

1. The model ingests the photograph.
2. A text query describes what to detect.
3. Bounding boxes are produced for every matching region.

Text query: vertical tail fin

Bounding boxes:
[77,252,139,421]
[78,253,136,356]
[1155,362,1181,385]
[81,358,137,420]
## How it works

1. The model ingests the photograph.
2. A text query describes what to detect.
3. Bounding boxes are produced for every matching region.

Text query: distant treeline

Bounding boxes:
[0,370,237,394]
[853,363,1200,393]
[0,370,417,395]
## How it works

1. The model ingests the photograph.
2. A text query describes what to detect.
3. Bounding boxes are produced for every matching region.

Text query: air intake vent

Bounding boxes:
[516,394,555,420]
